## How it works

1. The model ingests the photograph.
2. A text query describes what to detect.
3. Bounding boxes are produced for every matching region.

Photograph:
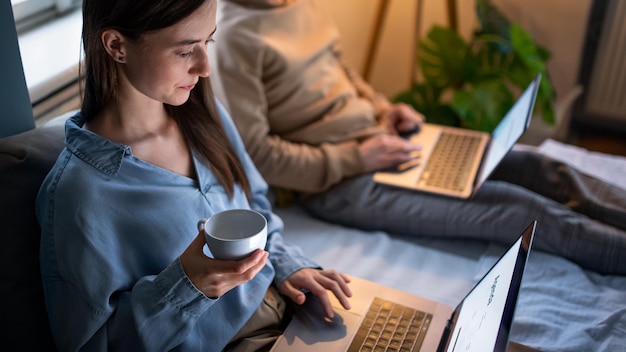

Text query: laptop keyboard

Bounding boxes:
[347,297,432,352]
[418,130,482,192]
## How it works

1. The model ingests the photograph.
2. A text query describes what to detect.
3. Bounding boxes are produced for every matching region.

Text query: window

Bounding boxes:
[11,0,80,26]
[11,0,84,122]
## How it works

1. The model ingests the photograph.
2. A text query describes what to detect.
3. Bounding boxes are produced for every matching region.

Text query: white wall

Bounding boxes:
[318,0,591,107]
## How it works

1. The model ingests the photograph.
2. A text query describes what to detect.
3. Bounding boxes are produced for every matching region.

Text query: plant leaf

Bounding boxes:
[476,0,511,51]
[425,105,461,127]
[473,36,511,78]
[400,0,556,131]
[418,26,473,89]
[394,82,441,111]
[452,80,514,132]
[393,83,460,127]
[510,23,545,73]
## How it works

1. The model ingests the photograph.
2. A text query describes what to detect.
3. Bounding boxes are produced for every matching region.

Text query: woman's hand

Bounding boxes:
[179,231,268,298]
[278,268,352,319]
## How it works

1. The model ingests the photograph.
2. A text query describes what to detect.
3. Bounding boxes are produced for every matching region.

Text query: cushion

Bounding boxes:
[0,125,64,351]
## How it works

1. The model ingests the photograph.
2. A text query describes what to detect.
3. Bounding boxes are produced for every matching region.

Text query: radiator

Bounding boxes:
[582,0,626,124]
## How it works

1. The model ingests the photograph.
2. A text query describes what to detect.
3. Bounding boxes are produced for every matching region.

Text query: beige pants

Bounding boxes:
[223,286,288,352]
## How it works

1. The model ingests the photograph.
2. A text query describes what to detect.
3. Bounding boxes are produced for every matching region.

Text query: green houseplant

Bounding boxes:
[394,0,556,132]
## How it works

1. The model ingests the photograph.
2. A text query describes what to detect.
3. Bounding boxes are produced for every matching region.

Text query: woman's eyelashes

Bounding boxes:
[179,39,214,58]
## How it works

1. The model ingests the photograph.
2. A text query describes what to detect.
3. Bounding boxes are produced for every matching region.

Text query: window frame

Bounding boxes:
[11,0,80,25]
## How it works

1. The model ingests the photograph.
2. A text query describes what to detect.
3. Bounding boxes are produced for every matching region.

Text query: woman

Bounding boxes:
[36,0,351,351]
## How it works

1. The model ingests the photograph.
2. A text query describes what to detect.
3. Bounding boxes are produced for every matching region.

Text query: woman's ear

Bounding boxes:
[101,29,127,63]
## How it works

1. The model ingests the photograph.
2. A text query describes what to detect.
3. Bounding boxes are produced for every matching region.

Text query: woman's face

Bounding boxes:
[120,1,217,106]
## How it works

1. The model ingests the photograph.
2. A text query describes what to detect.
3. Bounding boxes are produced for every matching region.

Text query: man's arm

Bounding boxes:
[331,42,393,120]
[210,37,364,193]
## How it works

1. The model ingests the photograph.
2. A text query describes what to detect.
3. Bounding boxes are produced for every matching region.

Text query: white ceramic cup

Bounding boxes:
[197,209,268,260]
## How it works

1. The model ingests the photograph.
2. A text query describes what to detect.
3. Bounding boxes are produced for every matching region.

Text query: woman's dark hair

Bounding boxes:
[80,0,251,198]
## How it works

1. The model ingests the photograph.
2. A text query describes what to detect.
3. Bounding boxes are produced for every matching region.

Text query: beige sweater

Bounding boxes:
[211,0,392,193]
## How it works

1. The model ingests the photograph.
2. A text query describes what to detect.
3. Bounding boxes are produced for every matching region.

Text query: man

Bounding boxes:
[210,0,626,275]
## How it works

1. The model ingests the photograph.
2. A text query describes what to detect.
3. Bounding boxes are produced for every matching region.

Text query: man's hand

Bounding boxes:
[358,134,421,173]
[279,269,352,319]
[381,103,425,135]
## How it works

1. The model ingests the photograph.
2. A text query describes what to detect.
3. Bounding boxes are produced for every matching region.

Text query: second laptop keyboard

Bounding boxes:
[348,297,432,352]
[418,130,482,192]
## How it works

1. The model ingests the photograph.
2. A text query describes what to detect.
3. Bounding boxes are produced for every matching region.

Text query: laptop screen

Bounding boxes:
[476,76,541,187]
[442,222,535,352]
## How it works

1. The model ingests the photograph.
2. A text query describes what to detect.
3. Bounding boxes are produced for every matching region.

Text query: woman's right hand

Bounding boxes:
[358,134,422,173]
[179,231,269,298]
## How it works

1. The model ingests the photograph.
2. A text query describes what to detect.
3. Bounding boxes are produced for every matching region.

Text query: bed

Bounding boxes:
[275,139,626,352]
[2,115,623,351]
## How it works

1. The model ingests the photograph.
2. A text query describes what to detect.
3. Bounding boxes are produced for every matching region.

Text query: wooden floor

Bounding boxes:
[567,124,626,157]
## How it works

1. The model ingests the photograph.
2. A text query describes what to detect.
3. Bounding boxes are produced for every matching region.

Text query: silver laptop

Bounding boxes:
[373,75,541,199]
[271,221,536,352]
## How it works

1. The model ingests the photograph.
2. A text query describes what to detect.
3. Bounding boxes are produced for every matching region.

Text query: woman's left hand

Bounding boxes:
[278,269,352,319]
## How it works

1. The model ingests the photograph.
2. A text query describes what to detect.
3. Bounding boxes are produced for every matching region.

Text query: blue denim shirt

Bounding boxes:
[35,102,318,351]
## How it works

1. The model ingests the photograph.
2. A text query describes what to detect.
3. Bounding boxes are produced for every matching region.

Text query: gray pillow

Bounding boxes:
[0,125,64,351]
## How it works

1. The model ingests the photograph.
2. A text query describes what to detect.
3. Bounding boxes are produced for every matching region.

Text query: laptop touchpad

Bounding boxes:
[271,295,362,352]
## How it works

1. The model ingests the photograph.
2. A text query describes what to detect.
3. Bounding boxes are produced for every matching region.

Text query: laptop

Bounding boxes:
[270,221,536,352]
[373,75,541,198]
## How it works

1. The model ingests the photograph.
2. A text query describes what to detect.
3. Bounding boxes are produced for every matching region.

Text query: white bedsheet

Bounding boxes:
[478,245,626,351]
[276,139,626,352]
[277,206,488,307]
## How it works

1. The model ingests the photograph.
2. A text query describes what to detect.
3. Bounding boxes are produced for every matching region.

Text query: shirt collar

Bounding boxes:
[65,112,131,176]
